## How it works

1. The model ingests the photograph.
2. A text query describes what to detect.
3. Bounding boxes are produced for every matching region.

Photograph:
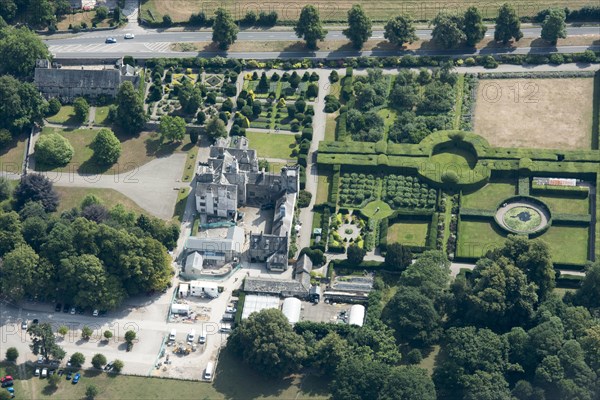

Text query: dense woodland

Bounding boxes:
[228,239,600,400]
[0,174,178,310]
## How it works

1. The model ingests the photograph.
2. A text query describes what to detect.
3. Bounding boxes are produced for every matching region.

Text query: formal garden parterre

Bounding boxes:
[316,68,600,275]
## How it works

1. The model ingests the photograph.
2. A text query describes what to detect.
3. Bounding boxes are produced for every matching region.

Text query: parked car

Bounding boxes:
[0,376,13,383]
[66,372,72,380]
[226,306,237,313]
[55,303,62,312]
[32,319,38,324]
[104,362,113,371]
[76,307,84,315]
[57,370,64,376]
[41,368,47,378]
[21,320,27,330]
[34,368,40,377]
[37,355,44,364]
[92,309,99,317]
[105,37,117,44]
[63,304,70,313]
[1,380,13,388]
[69,307,76,315]
[124,33,135,39]
[72,373,80,384]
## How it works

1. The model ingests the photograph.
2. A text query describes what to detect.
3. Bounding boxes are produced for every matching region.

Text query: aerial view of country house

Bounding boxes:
[0,0,599,399]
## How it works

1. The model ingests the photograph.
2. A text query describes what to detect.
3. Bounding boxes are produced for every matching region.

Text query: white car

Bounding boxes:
[92,309,99,317]
[41,368,47,378]
[124,33,135,39]
[34,368,40,377]
[70,307,76,315]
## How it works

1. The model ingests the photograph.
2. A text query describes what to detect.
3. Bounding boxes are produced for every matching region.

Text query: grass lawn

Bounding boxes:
[0,133,27,173]
[457,218,508,259]
[36,128,191,174]
[387,220,429,247]
[172,187,190,224]
[55,187,146,215]
[539,225,589,265]
[377,108,396,141]
[315,168,332,205]
[430,146,477,172]
[462,181,517,210]
[246,131,297,159]
[2,352,328,400]
[56,11,113,30]
[46,105,76,124]
[533,193,589,215]
[324,114,337,142]
[181,147,197,182]
[94,106,111,126]
[362,200,393,219]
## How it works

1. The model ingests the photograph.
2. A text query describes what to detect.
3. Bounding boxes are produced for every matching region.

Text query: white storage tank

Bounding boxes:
[348,304,365,327]
[281,297,302,324]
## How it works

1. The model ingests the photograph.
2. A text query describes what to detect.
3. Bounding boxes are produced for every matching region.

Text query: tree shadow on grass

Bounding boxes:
[83,369,102,378]
[41,384,59,396]
[213,348,296,400]
[298,374,331,397]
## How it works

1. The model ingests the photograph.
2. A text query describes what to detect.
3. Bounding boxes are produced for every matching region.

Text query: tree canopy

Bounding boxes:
[431,12,465,48]
[91,128,121,165]
[227,309,307,377]
[463,7,487,46]
[494,3,523,44]
[0,26,50,78]
[159,115,186,142]
[294,5,327,50]
[14,173,59,213]
[115,81,147,133]
[541,8,567,44]
[343,5,372,49]
[212,8,238,50]
[0,75,47,134]
[384,15,418,47]
[34,132,74,166]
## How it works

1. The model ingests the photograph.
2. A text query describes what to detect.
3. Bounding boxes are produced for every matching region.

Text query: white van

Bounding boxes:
[187,329,195,343]
[198,329,207,344]
[204,362,214,380]
[168,329,176,341]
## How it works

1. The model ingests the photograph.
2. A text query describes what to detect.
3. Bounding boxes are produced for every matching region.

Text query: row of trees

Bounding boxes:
[203,3,569,50]
[0,173,177,310]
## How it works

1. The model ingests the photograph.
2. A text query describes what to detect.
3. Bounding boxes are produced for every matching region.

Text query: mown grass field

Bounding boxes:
[94,106,111,126]
[245,131,297,159]
[55,187,146,215]
[0,133,27,173]
[461,181,517,210]
[315,168,332,204]
[387,220,429,247]
[46,106,76,124]
[36,128,192,174]
[1,349,329,399]
[141,0,594,23]
[533,193,590,215]
[457,218,508,258]
[540,224,589,265]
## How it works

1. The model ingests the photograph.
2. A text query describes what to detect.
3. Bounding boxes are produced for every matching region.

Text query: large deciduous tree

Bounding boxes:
[205,116,227,141]
[331,354,391,400]
[91,128,121,165]
[0,75,47,133]
[463,7,487,47]
[343,5,372,49]
[384,243,412,271]
[295,5,327,50]
[541,8,567,45]
[494,3,523,44]
[159,115,186,143]
[115,81,147,133]
[0,244,38,300]
[15,173,59,212]
[0,26,50,78]
[431,11,465,49]
[34,132,74,166]
[347,244,366,265]
[73,97,89,123]
[575,262,600,309]
[227,309,307,377]
[384,15,418,47]
[0,211,25,256]
[212,8,238,50]
[28,322,65,361]
[380,366,436,400]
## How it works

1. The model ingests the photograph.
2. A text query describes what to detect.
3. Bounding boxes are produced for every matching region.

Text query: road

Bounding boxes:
[45,25,600,59]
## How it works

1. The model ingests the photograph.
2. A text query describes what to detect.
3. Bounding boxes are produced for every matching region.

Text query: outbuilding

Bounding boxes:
[281,297,302,324]
[348,304,365,327]
[171,303,190,316]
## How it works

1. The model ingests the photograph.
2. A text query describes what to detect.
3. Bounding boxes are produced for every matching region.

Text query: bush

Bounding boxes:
[329,70,339,83]
[91,353,107,369]
[441,170,459,184]
[162,14,173,27]
[406,349,422,364]
[189,12,207,26]
[5,347,18,362]
[70,352,85,368]
[46,98,61,116]
[298,190,312,208]
[73,97,90,123]
[91,128,121,165]
[34,133,74,166]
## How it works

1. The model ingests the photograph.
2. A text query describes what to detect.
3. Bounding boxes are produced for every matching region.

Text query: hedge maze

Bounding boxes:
[317,70,600,275]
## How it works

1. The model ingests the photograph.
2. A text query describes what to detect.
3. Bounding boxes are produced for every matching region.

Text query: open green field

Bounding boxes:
[46,106,76,124]
[539,224,589,265]
[246,131,297,159]
[316,168,332,204]
[1,349,329,399]
[387,220,429,247]
[140,0,592,23]
[462,181,517,210]
[94,106,111,126]
[55,187,146,215]
[533,193,590,215]
[325,114,337,142]
[362,200,393,219]
[0,133,27,173]
[457,219,508,258]
[36,128,192,174]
